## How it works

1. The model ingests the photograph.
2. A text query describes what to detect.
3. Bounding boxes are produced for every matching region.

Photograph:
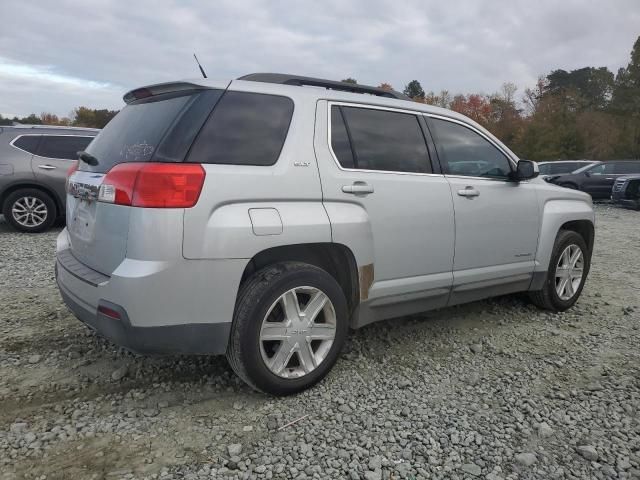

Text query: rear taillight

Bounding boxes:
[65,161,79,193]
[98,163,206,208]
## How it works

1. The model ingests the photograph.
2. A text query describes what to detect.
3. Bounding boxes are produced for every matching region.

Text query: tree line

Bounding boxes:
[3,35,638,160]
[344,35,640,161]
[0,107,118,129]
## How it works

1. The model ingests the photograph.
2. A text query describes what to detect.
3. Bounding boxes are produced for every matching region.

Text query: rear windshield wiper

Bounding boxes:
[78,151,99,166]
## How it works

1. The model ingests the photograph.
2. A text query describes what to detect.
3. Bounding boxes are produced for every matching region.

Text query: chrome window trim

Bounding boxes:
[9,134,95,161]
[326,101,443,178]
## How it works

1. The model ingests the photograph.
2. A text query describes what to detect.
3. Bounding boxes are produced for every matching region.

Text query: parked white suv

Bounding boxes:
[56,74,595,395]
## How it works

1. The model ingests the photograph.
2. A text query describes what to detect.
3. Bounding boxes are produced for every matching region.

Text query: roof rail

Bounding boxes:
[7,124,100,131]
[238,73,410,101]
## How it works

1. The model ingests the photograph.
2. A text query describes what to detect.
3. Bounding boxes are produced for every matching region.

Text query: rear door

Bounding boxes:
[426,115,539,304]
[315,101,455,316]
[32,135,94,202]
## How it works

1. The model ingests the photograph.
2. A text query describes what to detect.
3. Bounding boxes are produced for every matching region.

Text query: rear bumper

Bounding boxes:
[57,276,231,355]
[55,228,244,355]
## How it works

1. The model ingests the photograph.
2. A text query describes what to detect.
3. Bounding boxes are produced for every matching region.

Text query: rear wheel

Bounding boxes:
[227,262,348,395]
[2,188,56,233]
[529,230,589,311]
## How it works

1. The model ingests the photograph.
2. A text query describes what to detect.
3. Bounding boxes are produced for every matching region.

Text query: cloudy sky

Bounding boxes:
[1,0,639,117]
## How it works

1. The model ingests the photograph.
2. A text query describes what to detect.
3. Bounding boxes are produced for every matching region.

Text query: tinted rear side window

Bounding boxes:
[12,135,41,154]
[188,91,294,166]
[616,162,640,174]
[338,106,431,173]
[39,135,93,160]
[330,106,355,169]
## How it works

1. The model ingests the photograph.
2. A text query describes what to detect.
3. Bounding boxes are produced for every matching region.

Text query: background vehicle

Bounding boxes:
[56,74,595,395]
[0,125,98,232]
[612,174,640,209]
[537,160,597,177]
[546,160,640,198]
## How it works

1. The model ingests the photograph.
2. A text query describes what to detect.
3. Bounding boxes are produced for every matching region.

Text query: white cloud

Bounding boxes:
[0,0,638,116]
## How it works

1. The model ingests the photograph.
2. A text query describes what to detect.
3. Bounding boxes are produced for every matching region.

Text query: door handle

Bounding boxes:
[342,183,374,195]
[457,186,480,198]
[38,164,57,170]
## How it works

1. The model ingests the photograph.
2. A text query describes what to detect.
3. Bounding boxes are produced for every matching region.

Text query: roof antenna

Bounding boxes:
[193,53,207,79]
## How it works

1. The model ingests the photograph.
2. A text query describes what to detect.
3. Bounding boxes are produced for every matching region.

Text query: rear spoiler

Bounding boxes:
[123,81,226,104]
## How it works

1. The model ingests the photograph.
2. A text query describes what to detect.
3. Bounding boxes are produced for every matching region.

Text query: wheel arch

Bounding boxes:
[239,242,360,317]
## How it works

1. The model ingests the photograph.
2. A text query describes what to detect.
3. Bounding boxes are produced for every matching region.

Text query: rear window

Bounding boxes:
[39,135,93,160]
[82,90,223,173]
[12,135,41,154]
[187,91,294,166]
[616,162,640,174]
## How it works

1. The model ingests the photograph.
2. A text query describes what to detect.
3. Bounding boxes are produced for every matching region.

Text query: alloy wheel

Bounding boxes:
[555,244,584,301]
[11,196,48,228]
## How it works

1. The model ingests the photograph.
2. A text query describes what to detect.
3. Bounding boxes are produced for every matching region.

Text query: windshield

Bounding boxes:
[573,162,601,174]
[81,90,222,173]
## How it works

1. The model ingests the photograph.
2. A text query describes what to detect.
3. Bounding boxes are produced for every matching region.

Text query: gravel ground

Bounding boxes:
[1,204,639,480]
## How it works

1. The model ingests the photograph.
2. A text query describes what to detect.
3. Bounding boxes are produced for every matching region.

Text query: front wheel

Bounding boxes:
[529,230,590,311]
[227,262,349,395]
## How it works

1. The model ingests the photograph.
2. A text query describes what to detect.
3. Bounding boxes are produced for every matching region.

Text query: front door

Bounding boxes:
[426,115,540,305]
[581,162,619,198]
[314,101,455,324]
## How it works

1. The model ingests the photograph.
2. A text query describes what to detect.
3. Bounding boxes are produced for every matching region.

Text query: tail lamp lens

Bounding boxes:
[98,163,206,208]
[65,161,79,193]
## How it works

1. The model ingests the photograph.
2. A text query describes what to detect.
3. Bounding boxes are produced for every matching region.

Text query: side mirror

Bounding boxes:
[510,160,539,182]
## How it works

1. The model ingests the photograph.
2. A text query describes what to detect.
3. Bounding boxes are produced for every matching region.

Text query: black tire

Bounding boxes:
[529,230,590,312]
[559,183,578,190]
[2,188,56,233]
[227,262,349,395]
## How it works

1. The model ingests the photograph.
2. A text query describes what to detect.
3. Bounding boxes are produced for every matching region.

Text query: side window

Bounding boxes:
[616,162,640,174]
[330,106,355,169]
[188,91,294,166]
[429,118,512,178]
[589,163,615,175]
[538,164,551,175]
[38,136,93,160]
[335,106,431,173]
[12,135,41,154]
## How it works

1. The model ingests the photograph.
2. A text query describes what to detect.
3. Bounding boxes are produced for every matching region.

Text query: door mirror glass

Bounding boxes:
[510,159,539,181]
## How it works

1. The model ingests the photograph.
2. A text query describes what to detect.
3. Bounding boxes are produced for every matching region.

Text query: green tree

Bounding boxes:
[341,78,358,84]
[72,107,118,128]
[403,80,425,100]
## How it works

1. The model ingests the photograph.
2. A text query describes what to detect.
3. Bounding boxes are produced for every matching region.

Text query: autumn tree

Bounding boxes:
[378,82,393,91]
[341,78,358,84]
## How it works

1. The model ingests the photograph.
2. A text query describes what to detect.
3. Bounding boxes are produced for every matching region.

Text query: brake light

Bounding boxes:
[65,161,79,193]
[98,163,206,208]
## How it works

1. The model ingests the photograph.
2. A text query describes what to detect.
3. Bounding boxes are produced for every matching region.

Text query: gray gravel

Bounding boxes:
[1,204,639,480]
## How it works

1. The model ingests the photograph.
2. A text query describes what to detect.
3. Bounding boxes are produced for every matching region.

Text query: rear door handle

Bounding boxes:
[342,183,374,195]
[457,186,480,197]
[38,164,57,170]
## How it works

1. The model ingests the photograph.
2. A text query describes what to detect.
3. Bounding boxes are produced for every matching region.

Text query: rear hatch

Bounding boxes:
[66,82,227,274]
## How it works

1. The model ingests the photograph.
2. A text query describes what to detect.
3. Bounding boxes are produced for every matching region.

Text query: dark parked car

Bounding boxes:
[546,160,640,199]
[537,160,597,177]
[0,125,98,232]
[612,174,640,209]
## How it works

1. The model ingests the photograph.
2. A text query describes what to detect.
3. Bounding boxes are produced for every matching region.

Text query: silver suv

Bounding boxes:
[0,125,98,232]
[56,74,595,395]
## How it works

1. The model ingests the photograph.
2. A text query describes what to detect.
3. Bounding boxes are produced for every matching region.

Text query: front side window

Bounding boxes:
[429,118,512,178]
[588,163,615,175]
[332,105,431,173]
[38,135,93,160]
[12,135,41,155]
[188,91,294,166]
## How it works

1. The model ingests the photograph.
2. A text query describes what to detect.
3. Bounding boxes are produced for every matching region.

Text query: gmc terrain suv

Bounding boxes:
[0,125,98,232]
[56,74,595,395]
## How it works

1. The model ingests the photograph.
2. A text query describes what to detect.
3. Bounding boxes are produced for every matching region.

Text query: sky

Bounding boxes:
[1,0,639,118]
